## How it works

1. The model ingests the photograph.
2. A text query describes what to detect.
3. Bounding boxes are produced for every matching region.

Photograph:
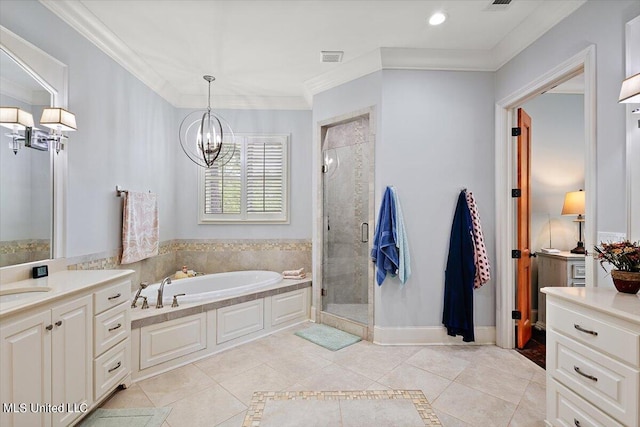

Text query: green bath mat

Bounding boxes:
[77,407,171,427]
[295,324,361,351]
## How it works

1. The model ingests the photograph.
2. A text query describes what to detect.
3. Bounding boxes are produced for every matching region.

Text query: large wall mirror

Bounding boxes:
[0,26,68,270]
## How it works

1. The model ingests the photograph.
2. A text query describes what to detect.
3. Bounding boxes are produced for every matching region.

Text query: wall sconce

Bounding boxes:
[562,189,586,254]
[619,73,640,103]
[0,106,76,154]
[0,107,34,154]
[39,108,77,154]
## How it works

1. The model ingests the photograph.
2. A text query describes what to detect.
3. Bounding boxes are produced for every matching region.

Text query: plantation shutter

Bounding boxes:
[199,134,288,223]
[246,139,285,215]
[203,142,241,214]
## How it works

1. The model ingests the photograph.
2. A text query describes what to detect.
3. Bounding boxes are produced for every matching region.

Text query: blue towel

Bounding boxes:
[390,187,411,284]
[371,187,399,285]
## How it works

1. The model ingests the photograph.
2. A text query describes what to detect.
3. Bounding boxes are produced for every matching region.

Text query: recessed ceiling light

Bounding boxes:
[428,12,447,26]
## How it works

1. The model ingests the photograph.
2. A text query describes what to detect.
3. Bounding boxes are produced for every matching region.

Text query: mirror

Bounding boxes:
[0,49,53,267]
[0,25,68,273]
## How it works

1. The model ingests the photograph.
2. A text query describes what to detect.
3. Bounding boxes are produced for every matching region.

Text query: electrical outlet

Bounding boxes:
[597,232,627,243]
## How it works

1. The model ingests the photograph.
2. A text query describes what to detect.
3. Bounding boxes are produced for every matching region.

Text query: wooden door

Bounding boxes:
[516,108,533,349]
[0,311,52,427]
[51,295,93,427]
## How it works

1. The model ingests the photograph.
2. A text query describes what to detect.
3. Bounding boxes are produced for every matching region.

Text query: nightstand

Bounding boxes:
[536,251,586,330]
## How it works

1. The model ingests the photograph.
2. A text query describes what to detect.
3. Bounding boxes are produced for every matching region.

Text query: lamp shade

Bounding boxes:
[562,190,585,216]
[40,108,77,131]
[619,73,640,103]
[0,107,34,130]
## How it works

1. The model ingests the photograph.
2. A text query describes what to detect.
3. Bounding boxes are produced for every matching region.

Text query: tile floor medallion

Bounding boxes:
[242,390,441,427]
[100,322,547,426]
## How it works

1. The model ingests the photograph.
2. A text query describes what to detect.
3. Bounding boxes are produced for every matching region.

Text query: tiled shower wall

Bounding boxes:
[322,116,369,305]
[67,239,312,291]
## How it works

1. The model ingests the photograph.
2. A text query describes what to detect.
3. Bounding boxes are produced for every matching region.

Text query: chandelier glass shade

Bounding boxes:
[179,75,235,168]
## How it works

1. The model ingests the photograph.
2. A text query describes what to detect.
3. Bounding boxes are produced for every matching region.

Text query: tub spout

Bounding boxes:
[156,276,172,309]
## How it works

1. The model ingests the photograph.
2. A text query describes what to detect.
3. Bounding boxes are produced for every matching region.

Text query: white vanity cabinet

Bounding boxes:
[0,270,133,427]
[536,251,585,329]
[542,287,640,427]
[1,295,92,427]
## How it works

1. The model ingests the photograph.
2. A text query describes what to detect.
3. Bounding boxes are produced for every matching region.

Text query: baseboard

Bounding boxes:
[373,326,496,345]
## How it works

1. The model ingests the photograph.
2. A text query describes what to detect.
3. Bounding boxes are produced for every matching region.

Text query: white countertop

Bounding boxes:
[0,269,134,318]
[541,286,640,324]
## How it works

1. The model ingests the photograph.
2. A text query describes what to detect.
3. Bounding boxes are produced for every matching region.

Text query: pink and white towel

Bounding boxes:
[121,191,159,264]
[465,191,491,288]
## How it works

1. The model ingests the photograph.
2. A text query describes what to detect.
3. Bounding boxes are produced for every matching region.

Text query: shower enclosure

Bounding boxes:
[321,116,371,325]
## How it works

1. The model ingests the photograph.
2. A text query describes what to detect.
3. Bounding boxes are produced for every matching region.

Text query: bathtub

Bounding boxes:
[137,270,283,305]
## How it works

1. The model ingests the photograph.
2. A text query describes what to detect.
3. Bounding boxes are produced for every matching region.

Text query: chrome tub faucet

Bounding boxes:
[156,276,172,309]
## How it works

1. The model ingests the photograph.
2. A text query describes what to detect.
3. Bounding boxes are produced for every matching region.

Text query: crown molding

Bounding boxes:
[304,48,383,98]
[176,94,310,110]
[40,0,587,108]
[491,0,586,70]
[39,0,180,105]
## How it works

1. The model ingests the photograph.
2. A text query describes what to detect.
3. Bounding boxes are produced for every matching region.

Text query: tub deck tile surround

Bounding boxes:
[131,278,312,329]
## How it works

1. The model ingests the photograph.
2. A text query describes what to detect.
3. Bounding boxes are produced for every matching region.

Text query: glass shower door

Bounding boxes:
[321,117,370,325]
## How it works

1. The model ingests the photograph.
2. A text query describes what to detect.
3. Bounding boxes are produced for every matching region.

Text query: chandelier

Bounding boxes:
[179,75,234,168]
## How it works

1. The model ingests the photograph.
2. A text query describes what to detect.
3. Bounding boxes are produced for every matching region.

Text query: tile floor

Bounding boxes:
[100,322,546,427]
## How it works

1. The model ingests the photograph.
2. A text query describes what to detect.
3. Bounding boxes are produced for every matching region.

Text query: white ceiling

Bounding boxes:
[40,0,586,109]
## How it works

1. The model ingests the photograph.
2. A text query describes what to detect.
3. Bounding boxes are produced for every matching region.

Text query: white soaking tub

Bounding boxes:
[137,270,283,305]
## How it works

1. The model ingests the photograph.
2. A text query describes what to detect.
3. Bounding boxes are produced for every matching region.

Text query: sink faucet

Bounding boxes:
[156,276,172,308]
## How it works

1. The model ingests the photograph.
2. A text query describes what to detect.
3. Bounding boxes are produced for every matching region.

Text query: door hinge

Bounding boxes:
[512,250,522,259]
[321,289,327,296]
[512,310,522,320]
[512,127,521,136]
[511,188,521,198]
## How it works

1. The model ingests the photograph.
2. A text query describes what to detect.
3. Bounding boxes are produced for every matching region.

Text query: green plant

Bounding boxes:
[593,240,640,272]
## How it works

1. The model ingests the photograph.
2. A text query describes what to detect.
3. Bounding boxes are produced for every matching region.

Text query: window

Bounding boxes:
[199,134,289,223]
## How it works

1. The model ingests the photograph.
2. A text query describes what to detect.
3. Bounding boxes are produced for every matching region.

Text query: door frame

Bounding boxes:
[494,45,596,349]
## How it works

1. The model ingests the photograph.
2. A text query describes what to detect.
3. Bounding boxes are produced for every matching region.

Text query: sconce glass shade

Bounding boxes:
[40,108,77,131]
[561,189,585,216]
[619,73,640,103]
[0,107,34,130]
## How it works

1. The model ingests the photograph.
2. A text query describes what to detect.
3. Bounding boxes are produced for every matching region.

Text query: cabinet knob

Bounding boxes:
[55,320,62,327]
[45,324,53,331]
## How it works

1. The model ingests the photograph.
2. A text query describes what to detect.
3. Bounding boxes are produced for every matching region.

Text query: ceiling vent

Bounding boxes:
[485,0,512,11]
[321,51,344,63]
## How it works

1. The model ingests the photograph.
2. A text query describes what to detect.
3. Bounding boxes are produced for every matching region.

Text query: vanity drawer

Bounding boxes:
[94,338,130,401]
[548,331,640,426]
[572,264,586,279]
[547,301,640,366]
[547,378,624,427]
[94,280,130,315]
[94,302,130,356]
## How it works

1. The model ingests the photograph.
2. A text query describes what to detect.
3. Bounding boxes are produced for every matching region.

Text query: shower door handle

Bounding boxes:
[361,223,369,243]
